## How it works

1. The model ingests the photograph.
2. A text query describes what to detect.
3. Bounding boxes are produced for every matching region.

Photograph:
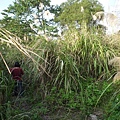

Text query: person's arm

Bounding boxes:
[21,68,24,75]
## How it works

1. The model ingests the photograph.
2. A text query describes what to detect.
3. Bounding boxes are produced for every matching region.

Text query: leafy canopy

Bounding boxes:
[0,0,60,38]
[55,0,103,28]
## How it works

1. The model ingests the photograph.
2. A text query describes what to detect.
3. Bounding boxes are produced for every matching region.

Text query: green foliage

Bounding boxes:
[0,27,120,119]
[0,16,34,39]
[0,0,59,37]
[55,0,103,28]
[103,82,120,120]
[44,80,119,118]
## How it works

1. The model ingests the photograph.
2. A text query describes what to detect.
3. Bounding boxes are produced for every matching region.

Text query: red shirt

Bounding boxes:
[10,67,24,80]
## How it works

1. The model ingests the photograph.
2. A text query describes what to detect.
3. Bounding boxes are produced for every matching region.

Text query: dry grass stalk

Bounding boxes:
[0,28,50,77]
[108,57,120,71]
[108,57,120,83]
[113,72,120,83]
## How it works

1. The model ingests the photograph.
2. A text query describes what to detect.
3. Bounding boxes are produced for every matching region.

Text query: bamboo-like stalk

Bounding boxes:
[0,52,11,74]
[0,28,50,77]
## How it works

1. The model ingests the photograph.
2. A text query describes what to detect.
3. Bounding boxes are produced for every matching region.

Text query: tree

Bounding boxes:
[54,0,103,30]
[0,15,35,40]
[1,0,60,39]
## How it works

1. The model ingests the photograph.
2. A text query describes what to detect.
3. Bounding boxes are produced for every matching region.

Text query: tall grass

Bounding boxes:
[1,28,118,92]
[0,28,120,119]
[32,30,116,93]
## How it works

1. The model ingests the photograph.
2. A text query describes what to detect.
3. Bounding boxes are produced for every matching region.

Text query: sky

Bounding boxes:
[0,0,67,19]
[0,0,120,19]
[0,0,119,19]
[99,0,119,12]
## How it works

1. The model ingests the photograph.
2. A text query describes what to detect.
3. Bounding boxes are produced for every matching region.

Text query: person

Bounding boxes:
[10,62,24,96]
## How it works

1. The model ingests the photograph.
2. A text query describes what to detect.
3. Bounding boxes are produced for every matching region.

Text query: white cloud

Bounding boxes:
[98,0,109,12]
[51,0,67,5]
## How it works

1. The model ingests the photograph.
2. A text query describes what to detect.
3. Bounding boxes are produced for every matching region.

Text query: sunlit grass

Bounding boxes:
[0,28,120,119]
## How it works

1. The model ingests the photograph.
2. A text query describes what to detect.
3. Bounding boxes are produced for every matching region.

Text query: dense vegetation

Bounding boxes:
[0,28,120,120]
[0,0,120,120]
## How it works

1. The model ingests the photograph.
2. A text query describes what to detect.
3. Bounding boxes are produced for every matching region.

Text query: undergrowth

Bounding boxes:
[0,28,120,119]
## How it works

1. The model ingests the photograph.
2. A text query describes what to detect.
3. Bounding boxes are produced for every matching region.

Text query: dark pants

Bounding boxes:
[14,80,23,96]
